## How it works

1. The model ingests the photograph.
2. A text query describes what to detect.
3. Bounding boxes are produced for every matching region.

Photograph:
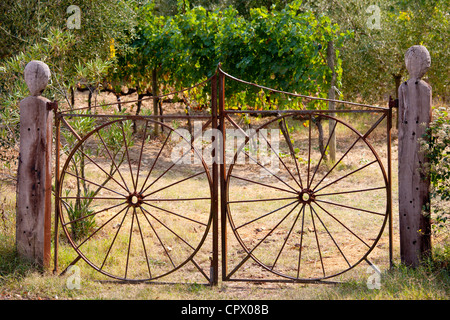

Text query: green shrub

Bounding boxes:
[421,105,450,238]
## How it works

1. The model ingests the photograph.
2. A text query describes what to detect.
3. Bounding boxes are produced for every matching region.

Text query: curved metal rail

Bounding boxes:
[57,118,213,282]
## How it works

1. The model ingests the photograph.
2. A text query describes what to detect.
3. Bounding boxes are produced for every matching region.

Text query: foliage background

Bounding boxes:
[0,0,448,254]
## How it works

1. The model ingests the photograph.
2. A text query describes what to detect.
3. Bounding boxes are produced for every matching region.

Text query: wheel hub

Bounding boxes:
[127,192,144,207]
[299,189,315,204]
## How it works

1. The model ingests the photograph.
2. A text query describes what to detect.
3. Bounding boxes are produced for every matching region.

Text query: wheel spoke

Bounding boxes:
[119,121,136,192]
[230,174,298,195]
[76,204,130,249]
[134,207,152,279]
[278,117,304,189]
[139,206,176,268]
[258,131,302,190]
[139,130,172,194]
[307,114,312,189]
[100,205,130,270]
[314,160,378,193]
[259,204,301,252]
[142,201,208,226]
[64,171,127,197]
[296,204,307,278]
[140,205,195,250]
[76,146,129,193]
[135,121,149,191]
[309,120,337,188]
[141,139,193,195]
[228,196,299,204]
[245,202,301,258]
[61,196,125,201]
[271,203,306,270]
[311,135,361,192]
[62,201,127,227]
[142,171,206,198]
[310,204,351,268]
[96,130,130,193]
[144,197,211,202]
[124,206,136,278]
[310,204,325,277]
[235,199,299,230]
[313,201,371,248]
[315,199,385,216]
[226,201,301,279]
[243,150,298,193]
[315,186,386,197]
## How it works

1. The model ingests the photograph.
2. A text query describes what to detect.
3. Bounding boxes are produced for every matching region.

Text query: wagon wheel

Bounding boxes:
[226,113,388,281]
[58,118,212,281]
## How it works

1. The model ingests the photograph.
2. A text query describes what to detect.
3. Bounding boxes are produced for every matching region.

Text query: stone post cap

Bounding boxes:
[24,60,51,96]
[405,45,431,81]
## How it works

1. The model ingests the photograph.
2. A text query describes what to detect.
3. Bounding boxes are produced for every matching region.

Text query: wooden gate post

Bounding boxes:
[16,60,53,269]
[398,45,432,267]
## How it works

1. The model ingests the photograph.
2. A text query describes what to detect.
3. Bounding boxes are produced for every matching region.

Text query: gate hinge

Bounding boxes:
[388,97,398,109]
[46,101,58,112]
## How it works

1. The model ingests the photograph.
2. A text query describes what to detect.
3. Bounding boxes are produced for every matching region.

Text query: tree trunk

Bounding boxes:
[88,87,93,111]
[326,40,337,163]
[314,116,327,162]
[152,68,160,135]
[116,94,122,112]
[70,86,75,110]
[133,92,144,134]
[159,99,164,132]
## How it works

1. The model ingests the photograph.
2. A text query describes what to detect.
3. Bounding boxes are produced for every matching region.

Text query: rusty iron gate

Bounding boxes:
[53,67,394,285]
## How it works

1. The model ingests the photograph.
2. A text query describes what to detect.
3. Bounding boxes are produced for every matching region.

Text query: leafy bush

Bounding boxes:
[60,115,134,241]
[133,1,348,110]
[63,189,97,241]
[421,105,450,237]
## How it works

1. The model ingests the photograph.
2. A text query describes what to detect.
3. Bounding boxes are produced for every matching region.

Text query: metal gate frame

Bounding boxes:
[52,67,394,285]
[216,67,395,285]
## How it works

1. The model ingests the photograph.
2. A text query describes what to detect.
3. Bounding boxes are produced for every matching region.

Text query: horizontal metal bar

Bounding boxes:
[58,113,213,120]
[60,196,126,200]
[315,186,386,197]
[224,109,387,115]
[61,74,216,113]
[144,197,211,202]
[219,67,387,110]
[223,278,340,285]
[92,279,212,286]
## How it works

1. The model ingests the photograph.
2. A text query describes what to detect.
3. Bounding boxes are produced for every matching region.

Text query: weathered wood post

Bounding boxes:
[398,45,432,267]
[16,60,53,269]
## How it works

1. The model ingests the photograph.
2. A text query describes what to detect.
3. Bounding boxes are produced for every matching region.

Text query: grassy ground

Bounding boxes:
[1,95,449,300]
[0,235,448,300]
[1,159,449,300]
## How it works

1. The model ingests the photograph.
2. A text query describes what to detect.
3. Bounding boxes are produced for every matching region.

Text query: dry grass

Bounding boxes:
[0,109,406,299]
[53,111,394,283]
[1,92,448,300]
